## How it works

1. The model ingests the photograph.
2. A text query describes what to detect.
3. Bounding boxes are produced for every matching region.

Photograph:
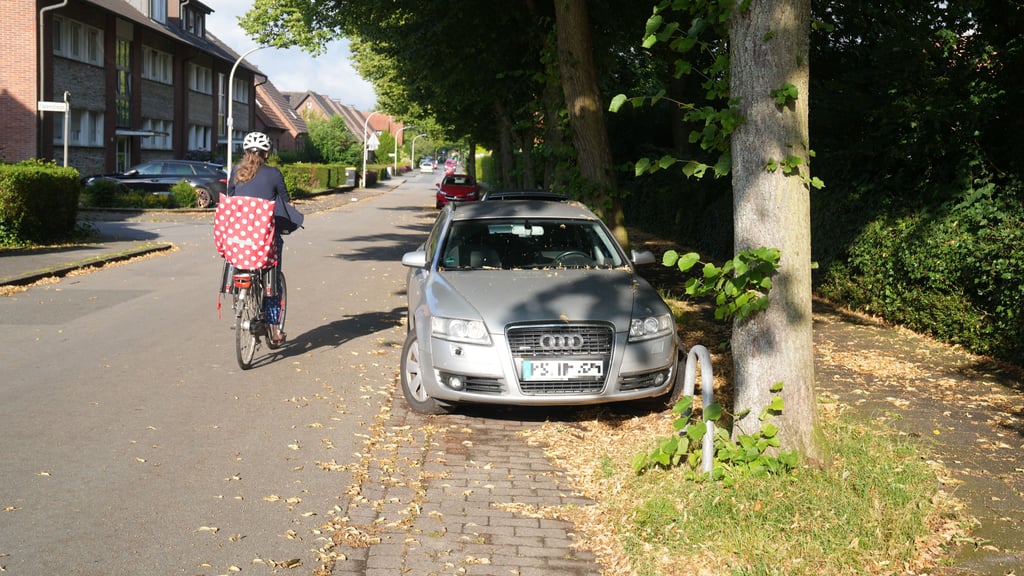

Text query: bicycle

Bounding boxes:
[229,267,287,370]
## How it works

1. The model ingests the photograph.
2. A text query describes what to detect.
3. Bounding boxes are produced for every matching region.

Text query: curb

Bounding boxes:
[0,242,175,287]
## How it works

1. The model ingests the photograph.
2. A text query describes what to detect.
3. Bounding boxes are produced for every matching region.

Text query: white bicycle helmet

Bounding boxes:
[242,131,271,152]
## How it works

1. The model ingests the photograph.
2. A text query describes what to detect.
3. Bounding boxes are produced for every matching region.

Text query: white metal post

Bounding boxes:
[393,125,415,175]
[361,111,379,188]
[227,46,266,174]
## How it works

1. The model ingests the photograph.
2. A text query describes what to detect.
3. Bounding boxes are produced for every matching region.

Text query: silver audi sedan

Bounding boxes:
[400,199,683,414]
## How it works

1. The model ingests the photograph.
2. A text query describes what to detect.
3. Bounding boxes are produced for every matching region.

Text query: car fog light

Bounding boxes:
[448,375,465,390]
[654,372,666,386]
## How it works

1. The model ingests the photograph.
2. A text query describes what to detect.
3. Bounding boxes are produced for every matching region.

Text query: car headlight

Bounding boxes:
[629,312,674,342]
[431,316,492,345]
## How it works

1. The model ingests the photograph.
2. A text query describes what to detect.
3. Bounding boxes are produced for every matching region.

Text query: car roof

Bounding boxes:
[448,199,598,222]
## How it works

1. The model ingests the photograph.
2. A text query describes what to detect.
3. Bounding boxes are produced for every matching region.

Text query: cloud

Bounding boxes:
[205,1,377,111]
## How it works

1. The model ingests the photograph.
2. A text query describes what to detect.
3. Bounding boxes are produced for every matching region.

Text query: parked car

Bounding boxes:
[399,199,682,414]
[83,160,227,208]
[443,158,457,175]
[435,174,481,208]
[419,158,435,173]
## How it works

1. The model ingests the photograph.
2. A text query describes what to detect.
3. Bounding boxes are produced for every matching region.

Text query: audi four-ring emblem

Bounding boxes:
[538,333,585,350]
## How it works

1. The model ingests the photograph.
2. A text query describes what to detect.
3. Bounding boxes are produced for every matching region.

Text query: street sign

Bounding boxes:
[37,101,69,112]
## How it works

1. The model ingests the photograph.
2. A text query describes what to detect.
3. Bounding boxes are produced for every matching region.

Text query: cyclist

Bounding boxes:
[228,131,303,345]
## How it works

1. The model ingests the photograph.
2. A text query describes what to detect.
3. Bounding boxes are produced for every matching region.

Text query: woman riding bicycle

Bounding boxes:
[228,131,302,345]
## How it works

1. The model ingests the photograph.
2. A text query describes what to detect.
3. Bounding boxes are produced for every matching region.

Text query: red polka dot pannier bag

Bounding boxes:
[213,194,278,270]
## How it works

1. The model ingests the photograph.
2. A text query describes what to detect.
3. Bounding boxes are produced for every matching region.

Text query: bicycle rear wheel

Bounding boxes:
[267,272,287,350]
[235,285,260,369]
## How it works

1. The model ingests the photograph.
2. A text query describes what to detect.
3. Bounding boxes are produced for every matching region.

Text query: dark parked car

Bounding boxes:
[399,199,682,414]
[83,160,227,208]
[435,174,481,208]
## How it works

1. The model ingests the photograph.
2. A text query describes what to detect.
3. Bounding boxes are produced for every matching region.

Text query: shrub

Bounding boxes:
[0,159,80,242]
[82,179,121,208]
[170,180,196,208]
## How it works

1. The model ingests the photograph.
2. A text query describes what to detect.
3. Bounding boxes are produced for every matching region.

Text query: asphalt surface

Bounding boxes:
[1,183,1021,575]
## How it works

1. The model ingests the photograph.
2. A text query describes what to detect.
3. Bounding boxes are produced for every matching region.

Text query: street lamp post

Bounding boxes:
[411,134,428,173]
[227,46,266,173]
[361,111,380,188]
[393,125,415,175]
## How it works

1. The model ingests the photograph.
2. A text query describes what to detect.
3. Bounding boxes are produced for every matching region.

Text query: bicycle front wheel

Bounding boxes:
[267,272,287,350]
[235,289,260,369]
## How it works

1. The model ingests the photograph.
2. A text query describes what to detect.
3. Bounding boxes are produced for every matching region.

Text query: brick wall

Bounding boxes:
[0,0,40,162]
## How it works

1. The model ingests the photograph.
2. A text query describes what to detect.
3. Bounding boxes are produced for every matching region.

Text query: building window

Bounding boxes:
[141,119,172,150]
[54,109,104,146]
[232,77,250,104]
[182,6,205,38]
[115,38,132,127]
[189,124,212,150]
[189,63,213,94]
[142,46,173,84]
[150,0,167,23]
[52,16,103,66]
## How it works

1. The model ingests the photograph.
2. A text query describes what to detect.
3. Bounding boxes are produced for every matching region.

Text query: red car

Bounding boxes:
[435,174,481,208]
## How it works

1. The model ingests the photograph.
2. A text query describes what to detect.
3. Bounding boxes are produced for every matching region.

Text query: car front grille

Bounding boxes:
[507,323,612,358]
[506,323,613,395]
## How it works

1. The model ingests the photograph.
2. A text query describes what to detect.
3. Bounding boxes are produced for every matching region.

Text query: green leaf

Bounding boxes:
[631,453,648,472]
[703,402,723,421]
[677,252,700,272]
[662,249,680,267]
[686,421,707,442]
[769,381,784,393]
[609,93,628,113]
[658,155,679,170]
[645,14,664,36]
[634,157,652,176]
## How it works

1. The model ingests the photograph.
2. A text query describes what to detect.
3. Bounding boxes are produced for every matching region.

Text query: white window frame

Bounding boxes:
[142,46,173,84]
[232,77,250,104]
[189,63,213,94]
[52,16,103,66]
[54,109,104,147]
[188,124,212,150]
[150,0,167,23]
[141,118,172,150]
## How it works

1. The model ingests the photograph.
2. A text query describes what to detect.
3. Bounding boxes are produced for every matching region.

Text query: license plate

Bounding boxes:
[521,359,603,381]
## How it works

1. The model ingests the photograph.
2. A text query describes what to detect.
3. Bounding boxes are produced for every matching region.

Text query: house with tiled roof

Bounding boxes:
[1,0,263,176]
[283,91,409,163]
[255,81,307,154]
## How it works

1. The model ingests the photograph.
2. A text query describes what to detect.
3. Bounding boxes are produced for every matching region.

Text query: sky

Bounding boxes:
[204,0,377,112]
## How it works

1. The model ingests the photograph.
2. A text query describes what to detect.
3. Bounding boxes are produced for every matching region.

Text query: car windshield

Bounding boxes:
[439,218,625,270]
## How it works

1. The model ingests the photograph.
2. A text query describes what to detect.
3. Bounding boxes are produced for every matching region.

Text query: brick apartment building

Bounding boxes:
[0,0,262,177]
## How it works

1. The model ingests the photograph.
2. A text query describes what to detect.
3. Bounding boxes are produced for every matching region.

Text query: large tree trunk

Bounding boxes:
[729,0,823,463]
[495,99,515,189]
[553,0,628,247]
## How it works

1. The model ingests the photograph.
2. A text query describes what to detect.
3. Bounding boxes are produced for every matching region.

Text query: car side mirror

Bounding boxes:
[631,249,656,265]
[124,169,139,176]
[401,250,429,268]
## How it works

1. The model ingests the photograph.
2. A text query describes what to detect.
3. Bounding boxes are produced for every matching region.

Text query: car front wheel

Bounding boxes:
[195,187,213,208]
[401,330,446,414]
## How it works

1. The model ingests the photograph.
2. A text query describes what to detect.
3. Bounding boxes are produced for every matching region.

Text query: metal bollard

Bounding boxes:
[681,345,715,475]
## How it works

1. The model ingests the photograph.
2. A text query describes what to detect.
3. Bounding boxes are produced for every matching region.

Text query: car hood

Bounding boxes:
[428,268,668,332]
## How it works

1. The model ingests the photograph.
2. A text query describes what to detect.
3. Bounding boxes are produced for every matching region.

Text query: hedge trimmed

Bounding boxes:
[0,160,80,241]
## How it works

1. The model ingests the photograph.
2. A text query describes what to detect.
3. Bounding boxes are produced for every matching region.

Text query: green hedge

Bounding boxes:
[0,160,80,241]
[815,178,1024,364]
[279,163,358,198]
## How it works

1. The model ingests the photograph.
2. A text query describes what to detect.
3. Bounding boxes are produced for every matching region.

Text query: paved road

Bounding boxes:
[0,174,601,576]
